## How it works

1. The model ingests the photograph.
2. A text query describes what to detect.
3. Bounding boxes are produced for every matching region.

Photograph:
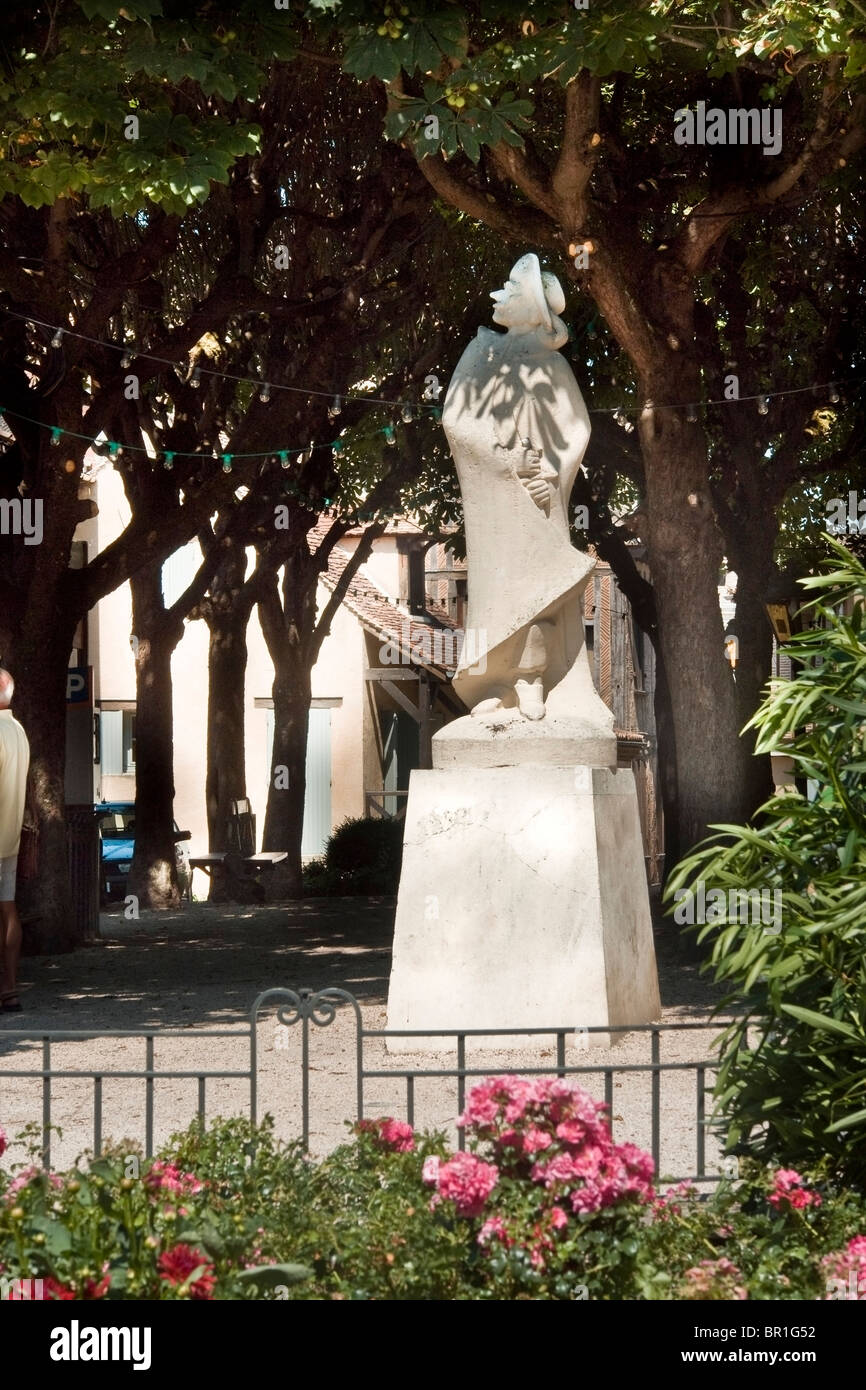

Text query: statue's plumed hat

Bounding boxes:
[511,252,566,330]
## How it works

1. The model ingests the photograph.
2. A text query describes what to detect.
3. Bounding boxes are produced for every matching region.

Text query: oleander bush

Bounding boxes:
[665,541,866,1184]
[2,1082,865,1301]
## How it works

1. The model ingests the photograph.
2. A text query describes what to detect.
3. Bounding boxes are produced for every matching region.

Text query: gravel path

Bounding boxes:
[0,899,730,1181]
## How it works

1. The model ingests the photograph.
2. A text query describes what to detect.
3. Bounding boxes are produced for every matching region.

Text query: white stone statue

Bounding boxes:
[387,253,660,1049]
[442,253,613,740]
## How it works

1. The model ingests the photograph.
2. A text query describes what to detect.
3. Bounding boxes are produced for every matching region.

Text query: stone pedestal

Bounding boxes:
[386,761,661,1052]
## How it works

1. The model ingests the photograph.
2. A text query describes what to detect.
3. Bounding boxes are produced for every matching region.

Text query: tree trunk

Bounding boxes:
[258,566,317,899]
[639,397,752,851]
[2,423,84,953]
[262,653,310,899]
[727,523,777,811]
[11,623,79,954]
[203,574,256,904]
[651,644,680,877]
[205,607,251,846]
[127,560,183,910]
[204,546,255,857]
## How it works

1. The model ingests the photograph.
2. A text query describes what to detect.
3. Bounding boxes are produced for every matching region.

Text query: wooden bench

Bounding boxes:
[189,853,228,876]
[188,850,288,903]
[244,852,288,870]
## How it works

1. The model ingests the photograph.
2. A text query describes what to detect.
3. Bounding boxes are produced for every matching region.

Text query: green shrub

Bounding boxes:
[320,815,404,895]
[665,540,866,1182]
[3,1097,866,1301]
[301,856,331,895]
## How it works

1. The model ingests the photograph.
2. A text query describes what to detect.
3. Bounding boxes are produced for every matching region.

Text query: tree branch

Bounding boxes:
[413,151,554,245]
[551,73,601,225]
[311,520,385,661]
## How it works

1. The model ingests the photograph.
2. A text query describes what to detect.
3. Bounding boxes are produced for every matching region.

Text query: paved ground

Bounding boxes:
[0,898,730,1180]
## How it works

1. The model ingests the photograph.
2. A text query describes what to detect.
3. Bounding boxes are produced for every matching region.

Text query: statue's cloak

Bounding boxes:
[442,327,594,709]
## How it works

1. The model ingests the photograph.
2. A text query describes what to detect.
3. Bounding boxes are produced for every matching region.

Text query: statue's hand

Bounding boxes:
[523,475,551,511]
[516,447,556,513]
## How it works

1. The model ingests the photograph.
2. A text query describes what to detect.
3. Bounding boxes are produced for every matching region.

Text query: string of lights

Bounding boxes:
[0,311,859,468]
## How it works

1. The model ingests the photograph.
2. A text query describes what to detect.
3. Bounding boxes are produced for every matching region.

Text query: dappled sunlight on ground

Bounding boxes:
[1,898,727,1177]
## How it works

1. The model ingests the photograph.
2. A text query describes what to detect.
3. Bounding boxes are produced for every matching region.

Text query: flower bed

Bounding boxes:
[1,1079,864,1301]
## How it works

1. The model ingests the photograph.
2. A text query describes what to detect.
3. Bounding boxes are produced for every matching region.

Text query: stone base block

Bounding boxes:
[386,764,661,1052]
[432,710,616,770]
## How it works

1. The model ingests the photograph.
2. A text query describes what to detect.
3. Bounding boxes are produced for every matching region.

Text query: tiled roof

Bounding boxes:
[309,518,460,676]
[308,519,657,745]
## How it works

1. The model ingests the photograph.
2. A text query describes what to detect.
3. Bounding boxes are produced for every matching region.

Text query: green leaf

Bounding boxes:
[825,1108,866,1134]
[343,28,402,83]
[779,1004,861,1041]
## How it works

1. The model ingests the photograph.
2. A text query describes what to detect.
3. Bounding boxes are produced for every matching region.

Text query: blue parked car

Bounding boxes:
[94,802,192,902]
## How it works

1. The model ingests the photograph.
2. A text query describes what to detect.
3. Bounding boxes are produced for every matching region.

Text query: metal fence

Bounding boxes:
[0,987,727,1183]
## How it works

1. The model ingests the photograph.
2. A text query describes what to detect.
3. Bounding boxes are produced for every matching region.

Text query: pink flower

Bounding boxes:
[0,1127,7,1159]
[354,1117,415,1153]
[421,1155,440,1186]
[768,1168,821,1212]
[5,1167,63,1200]
[653,1181,698,1221]
[477,1215,511,1248]
[532,1152,582,1189]
[434,1152,499,1218]
[682,1258,748,1301]
[822,1235,866,1300]
[377,1118,415,1153]
[499,1129,523,1151]
[522,1126,553,1155]
[452,1075,655,1229]
[144,1161,204,1196]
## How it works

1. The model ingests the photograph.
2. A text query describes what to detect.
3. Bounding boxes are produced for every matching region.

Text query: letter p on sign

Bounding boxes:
[66,670,86,702]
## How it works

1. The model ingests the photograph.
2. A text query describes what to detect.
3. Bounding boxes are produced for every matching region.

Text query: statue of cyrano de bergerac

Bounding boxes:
[442,252,613,742]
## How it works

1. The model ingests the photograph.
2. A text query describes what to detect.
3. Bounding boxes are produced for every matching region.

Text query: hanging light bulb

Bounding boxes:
[686,403,698,423]
[757,395,770,415]
[51,328,64,348]
[121,353,132,369]
[401,403,416,424]
[190,366,201,388]
[221,454,233,473]
[298,443,313,465]
[328,395,342,420]
[50,427,62,446]
[259,382,271,403]
[278,451,289,469]
[332,438,343,454]
[108,442,121,461]
[383,425,396,446]
[829,383,840,404]
[163,452,175,470]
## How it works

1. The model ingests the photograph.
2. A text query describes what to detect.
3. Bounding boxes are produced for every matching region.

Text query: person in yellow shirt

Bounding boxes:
[0,668,30,1012]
